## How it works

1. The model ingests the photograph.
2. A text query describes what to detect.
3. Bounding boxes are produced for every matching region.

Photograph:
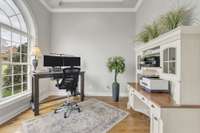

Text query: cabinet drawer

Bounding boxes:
[135,91,148,105]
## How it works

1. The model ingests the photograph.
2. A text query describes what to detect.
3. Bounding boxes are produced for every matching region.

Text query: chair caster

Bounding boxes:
[54,110,57,114]
[78,108,81,113]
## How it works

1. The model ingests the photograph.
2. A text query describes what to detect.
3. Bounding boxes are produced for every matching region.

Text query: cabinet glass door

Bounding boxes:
[163,47,176,74]
[137,55,141,70]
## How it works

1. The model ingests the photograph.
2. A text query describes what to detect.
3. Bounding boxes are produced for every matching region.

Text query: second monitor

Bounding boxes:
[44,55,80,67]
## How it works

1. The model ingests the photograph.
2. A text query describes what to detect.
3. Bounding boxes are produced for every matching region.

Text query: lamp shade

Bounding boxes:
[32,47,41,58]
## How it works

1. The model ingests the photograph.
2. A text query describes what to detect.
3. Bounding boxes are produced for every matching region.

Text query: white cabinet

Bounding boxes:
[133,26,200,133]
[127,84,200,133]
[127,86,134,109]
[151,115,160,133]
[135,26,200,105]
[150,103,162,133]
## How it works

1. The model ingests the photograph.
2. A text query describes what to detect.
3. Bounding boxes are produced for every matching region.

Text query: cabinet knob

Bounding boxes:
[142,97,145,101]
[154,117,158,121]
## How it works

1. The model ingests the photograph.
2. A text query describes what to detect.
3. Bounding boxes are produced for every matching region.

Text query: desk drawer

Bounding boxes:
[135,91,148,105]
[150,102,161,118]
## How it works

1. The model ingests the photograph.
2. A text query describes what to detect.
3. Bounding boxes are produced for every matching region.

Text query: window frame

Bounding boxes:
[0,0,31,101]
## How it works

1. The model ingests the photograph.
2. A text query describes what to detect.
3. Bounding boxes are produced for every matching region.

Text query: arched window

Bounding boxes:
[0,0,31,100]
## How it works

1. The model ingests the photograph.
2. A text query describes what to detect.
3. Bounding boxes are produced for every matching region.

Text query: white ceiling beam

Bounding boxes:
[61,0,124,2]
[52,8,135,12]
[40,0,143,13]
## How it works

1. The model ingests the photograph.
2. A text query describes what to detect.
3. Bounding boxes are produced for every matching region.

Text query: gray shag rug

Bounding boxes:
[21,99,128,133]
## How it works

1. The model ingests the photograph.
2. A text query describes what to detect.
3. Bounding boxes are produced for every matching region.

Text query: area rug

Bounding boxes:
[21,99,128,133]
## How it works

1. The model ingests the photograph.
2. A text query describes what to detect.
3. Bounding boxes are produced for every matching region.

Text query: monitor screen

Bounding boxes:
[63,57,80,66]
[43,55,80,67]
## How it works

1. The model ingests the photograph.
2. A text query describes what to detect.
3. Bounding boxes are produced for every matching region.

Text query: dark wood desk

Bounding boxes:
[31,71,85,116]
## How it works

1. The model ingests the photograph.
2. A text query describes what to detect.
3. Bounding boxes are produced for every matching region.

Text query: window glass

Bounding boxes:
[0,0,30,99]
[163,49,168,61]
[2,75,12,87]
[163,62,168,73]
[6,0,20,14]
[2,87,12,97]
[1,39,11,62]
[0,0,15,16]
[1,28,11,41]
[169,48,176,61]
[12,52,20,62]
[23,83,27,91]
[23,74,27,83]
[10,16,20,30]
[169,62,176,74]
[14,75,21,84]
[0,10,11,25]
[14,84,22,94]
[13,65,21,74]
[2,64,12,75]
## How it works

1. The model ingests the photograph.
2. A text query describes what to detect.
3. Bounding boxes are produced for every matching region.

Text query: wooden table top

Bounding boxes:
[128,82,200,108]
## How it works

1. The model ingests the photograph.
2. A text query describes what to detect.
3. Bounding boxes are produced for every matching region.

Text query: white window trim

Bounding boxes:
[0,0,32,102]
[0,24,31,101]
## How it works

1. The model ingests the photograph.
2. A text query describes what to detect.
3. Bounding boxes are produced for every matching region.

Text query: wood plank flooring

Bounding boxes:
[0,96,149,133]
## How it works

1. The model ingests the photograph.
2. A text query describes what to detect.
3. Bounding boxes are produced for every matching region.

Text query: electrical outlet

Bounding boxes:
[106,86,111,90]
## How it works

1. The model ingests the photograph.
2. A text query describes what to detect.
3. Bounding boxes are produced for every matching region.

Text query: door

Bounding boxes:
[160,41,180,81]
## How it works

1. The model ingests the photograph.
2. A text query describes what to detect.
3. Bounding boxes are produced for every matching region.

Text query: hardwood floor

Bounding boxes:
[0,96,149,133]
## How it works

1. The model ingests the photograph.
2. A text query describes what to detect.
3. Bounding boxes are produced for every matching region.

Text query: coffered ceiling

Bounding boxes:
[40,0,143,12]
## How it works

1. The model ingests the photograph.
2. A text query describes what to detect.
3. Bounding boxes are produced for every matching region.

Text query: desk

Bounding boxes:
[128,82,200,133]
[31,71,85,116]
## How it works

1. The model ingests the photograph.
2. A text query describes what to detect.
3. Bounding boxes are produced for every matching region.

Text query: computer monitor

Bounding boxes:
[43,55,80,67]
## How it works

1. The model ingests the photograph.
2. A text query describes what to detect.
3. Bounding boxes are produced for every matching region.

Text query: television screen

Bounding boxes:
[43,55,80,67]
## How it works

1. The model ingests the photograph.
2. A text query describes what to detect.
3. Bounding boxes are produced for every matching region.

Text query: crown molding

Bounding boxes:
[40,0,143,13]
[61,0,124,2]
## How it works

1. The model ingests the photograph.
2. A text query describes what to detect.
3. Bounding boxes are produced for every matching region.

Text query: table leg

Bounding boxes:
[80,72,85,101]
[33,76,39,116]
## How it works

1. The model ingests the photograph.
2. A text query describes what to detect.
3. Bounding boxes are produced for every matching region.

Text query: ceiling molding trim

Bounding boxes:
[51,8,136,13]
[40,0,143,13]
[40,0,52,11]
[134,0,143,11]
[61,0,124,2]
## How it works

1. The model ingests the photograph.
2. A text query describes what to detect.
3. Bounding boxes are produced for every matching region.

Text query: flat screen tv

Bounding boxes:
[44,55,80,67]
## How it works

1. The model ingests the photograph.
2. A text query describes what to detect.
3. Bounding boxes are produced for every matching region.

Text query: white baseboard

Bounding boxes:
[49,90,128,97]
[86,92,128,97]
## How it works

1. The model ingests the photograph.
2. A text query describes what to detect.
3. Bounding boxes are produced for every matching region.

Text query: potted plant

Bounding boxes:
[107,56,125,102]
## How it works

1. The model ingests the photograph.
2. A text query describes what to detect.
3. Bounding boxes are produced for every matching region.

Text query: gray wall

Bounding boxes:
[136,0,200,34]
[25,0,51,99]
[50,13,136,96]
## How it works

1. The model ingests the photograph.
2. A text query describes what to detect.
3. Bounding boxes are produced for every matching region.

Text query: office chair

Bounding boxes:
[54,67,81,118]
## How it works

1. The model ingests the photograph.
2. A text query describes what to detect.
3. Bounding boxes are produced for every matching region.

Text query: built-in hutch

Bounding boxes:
[128,26,200,133]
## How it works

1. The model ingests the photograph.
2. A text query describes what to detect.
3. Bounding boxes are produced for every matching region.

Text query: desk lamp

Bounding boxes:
[32,47,41,72]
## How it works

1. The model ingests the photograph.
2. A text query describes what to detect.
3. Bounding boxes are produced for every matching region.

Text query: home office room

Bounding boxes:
[0,0,200,133]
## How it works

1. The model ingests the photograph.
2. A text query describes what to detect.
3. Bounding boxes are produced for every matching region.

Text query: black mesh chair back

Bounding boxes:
[57,67,80,96]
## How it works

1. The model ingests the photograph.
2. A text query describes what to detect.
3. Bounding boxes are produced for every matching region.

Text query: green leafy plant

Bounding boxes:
[136,22,160,43]
[136,7,191,43]
[145,22,161,40]
[159,7,191,31]
[107,56,125,83]
[136,29,150,43]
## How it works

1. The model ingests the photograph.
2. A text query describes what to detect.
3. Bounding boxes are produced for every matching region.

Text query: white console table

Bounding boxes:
[127,83,200,133]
